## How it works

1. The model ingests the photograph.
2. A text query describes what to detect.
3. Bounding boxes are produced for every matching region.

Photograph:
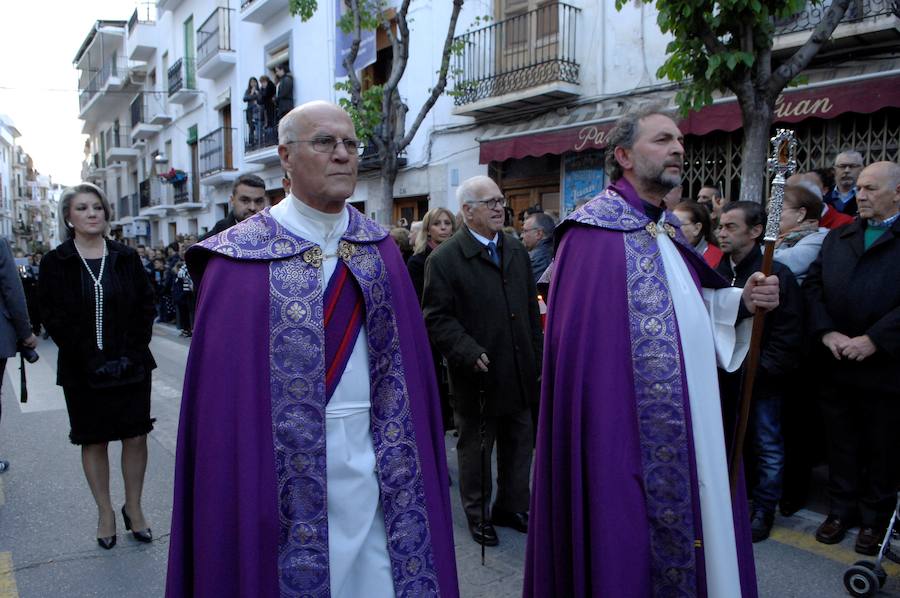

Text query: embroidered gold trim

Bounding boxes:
[338,240,355,261]
[645,222,659,238]
[302,246,323,268]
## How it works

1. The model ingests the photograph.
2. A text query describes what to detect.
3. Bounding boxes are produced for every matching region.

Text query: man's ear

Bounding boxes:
[613,146,632,172]
[277,144,290,169]
[751,223,764,242]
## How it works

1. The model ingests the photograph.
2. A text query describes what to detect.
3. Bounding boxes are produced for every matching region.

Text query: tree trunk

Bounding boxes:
[378,153,399,225]
[738,102,774,204]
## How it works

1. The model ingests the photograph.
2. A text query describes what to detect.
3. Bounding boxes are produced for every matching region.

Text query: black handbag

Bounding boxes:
[86,356,146,389]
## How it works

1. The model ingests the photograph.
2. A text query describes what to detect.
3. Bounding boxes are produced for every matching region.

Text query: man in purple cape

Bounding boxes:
[166,102,458,598]
[524,107,781,597]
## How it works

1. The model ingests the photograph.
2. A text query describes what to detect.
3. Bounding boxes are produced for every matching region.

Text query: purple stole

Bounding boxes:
[565,181,727,596]
[323,261,365,401]
[197,209,442,597]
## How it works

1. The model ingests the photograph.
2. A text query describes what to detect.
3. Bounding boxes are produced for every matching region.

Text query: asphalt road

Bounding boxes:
[0,326,897,597]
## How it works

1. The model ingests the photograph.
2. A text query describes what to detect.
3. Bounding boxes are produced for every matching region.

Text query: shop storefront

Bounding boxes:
[477,69,899,212]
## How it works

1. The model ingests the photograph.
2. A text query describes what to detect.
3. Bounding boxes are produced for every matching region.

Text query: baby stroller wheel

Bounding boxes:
[843,565,879,597]
[852,561,887,588]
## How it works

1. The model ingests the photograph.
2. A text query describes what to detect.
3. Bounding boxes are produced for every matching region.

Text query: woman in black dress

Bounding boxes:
[39,183,157,550]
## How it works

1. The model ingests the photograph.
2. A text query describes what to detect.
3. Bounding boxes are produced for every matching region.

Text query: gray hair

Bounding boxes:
[604,103,673,181]
[526,212,556,236]
[59,182,111,239]
[834,150,864,166]
[278,110,301,145]
[456,175,495,205]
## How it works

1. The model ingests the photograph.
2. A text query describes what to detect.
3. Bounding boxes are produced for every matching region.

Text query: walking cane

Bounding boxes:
[478,372,487,566]
[19,353,27,404]
[729,129,797,494]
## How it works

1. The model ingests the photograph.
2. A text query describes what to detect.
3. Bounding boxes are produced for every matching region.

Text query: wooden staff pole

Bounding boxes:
[729,129,797,494]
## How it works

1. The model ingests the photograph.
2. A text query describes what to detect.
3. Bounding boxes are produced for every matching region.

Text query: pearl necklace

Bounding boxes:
[74,240,107,351]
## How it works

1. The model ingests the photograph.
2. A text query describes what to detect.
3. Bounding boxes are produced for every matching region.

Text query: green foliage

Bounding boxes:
[334,81,383,143]
[289,0,318,21]
[614,0,811,114]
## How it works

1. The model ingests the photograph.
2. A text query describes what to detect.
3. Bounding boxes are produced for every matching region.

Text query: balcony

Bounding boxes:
[451,2,581,119]
[774,0,900,53]
[240,0,289,24]
[173,181,203,211]
[243,108,280,165]
[139,177,172,218]
[105,127,141,163]
[116,193,139,220]
[130,92,171,139]
[199,127,239,185]
[358,141,407,173]
[157,0,185,12]
[168,58,199,105]
[197,7,236,79]
[127,3,157,62]
[78,59,133,119]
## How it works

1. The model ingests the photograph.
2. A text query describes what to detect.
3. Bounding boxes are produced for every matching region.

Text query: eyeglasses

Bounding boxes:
[835,163,862,170]
[521,227,539,233]
[285,136,364,156]
[469,197,507,210]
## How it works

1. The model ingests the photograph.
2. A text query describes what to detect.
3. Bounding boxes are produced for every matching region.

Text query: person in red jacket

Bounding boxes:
[673,201,723,267]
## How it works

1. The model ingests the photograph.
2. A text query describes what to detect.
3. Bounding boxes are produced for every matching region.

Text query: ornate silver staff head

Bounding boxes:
[764,129,798,243]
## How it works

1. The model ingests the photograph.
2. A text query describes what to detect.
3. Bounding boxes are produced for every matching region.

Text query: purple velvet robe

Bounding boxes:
[524,180,757,597]
[166,207,458,598]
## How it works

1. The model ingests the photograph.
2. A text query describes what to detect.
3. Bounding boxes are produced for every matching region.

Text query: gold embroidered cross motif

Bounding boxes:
[645,222,659,238]
[338,241,355,261]
[302,246,323,268]
[663,223,677,239]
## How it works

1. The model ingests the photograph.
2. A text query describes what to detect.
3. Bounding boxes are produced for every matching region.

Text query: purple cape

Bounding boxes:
[166,207,458,597]
[524,180,757,597]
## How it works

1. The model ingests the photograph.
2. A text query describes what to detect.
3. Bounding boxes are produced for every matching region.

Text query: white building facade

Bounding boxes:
[75,0,900,244]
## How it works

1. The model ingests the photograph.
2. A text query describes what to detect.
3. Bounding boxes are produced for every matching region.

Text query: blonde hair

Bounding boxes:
[414,207,457,254]
[59,182,112,239]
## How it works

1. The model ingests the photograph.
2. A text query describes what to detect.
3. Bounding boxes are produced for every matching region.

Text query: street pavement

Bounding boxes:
[0,326,897,597]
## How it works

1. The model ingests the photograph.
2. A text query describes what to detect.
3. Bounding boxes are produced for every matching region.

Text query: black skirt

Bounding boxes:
[62,376,154,445]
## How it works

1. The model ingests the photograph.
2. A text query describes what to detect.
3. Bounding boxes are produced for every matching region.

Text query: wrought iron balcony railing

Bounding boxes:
[119,193,138,218]
[128,1,156,34]
[243,107,278,153]
[78,69,102,111]
[199,127,235,177]
[168,57,197,95]
[451,2,580,106]
[197,7,234,68]
[173,182,191,204]
[105,126,132,149]
[774,0,897,35]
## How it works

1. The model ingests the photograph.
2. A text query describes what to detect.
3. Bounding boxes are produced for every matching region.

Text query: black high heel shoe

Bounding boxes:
[97,535,116,550]
[121,506,153,543]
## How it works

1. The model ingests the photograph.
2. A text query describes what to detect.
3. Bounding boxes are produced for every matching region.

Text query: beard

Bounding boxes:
[634,155,682,194]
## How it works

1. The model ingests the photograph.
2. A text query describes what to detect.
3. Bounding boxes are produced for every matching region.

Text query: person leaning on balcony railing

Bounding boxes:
[199,174,268,241]
[259,75,276,137]
[274,64,294,124]
[243,77,261,146]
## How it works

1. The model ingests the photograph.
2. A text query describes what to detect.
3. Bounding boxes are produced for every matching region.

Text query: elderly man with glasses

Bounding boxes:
[825,150,865,217]
[167,101,459,598]
[422,175,543,547]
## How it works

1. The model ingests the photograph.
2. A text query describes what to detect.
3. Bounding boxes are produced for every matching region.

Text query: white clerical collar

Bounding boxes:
[270,193,348,248]
[467,226,499,247]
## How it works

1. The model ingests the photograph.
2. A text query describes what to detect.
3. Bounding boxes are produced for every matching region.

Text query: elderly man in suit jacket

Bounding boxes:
[423,175,543,547]
[805,161,900,556]
[0,239,37,472]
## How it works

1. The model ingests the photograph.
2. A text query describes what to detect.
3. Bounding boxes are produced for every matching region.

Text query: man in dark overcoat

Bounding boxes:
[804,160,900,556]
[423,175,543,547]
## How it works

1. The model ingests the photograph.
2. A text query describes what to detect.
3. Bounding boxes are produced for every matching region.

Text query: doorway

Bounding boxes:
[393,195,428,227]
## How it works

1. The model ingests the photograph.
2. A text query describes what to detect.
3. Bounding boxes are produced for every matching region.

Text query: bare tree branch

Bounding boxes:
[770,0,851,92]
[401,0,464,149]
[343,0,364,108]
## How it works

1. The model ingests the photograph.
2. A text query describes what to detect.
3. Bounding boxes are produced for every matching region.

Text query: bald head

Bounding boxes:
[787,172,826,198]
[278,101,354,145]
[856,161,900,222]
[277,101,359,213]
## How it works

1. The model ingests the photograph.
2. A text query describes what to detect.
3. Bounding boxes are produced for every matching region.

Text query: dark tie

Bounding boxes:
[486,241,500,267]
